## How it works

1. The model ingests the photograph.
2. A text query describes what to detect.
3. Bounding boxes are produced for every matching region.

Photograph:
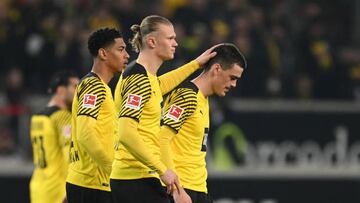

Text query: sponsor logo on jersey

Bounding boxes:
[83,94,97,108]
[166,105,184,121]
[125,94,142,110]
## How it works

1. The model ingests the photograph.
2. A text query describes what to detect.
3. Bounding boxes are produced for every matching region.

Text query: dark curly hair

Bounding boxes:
[88,27,123,57]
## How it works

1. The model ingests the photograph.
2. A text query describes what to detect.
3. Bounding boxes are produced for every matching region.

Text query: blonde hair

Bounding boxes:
[130,15,172,52]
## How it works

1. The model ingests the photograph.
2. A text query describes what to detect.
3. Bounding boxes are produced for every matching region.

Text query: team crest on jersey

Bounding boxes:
[83,94,97,108]
[166,105,183,121]
[125,94,142,110]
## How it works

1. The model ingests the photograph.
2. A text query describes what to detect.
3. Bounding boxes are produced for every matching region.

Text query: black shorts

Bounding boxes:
[169,188,213,203]
[110,178,170,203]
[66,182,113,203]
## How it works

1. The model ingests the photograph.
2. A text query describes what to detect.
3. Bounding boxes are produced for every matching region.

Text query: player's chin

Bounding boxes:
[217,91,226,97]
[116,66,123,72]
[168,52,175,59]
[120,63,128,71]
[160,51,175,61]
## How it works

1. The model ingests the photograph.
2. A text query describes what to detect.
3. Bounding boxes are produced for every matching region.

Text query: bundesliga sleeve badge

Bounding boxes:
[166,105,184,121]
[125,94,142,110]
[83,94,97,108]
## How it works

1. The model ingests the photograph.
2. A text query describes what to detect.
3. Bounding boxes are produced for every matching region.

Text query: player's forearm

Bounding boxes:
[159,126,176,171]
[158,60,199,95]
[118,117,167,175]
[76,116,113,175]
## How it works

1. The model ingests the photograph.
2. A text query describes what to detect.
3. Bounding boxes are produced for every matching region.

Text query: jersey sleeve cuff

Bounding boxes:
[157,163,167,175]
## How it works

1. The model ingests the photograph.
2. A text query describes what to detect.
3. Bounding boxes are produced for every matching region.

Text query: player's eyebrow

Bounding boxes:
[230,74,241,80]
[118,45,126,50]
[167,34,176,39]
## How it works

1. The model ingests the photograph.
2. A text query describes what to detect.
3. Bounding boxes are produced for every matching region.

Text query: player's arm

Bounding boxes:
[119,116,182,193]
[77,116,113,175]
[159,88,197,173]
[158,60,199,95]
[158,45,218,95]
[52,113,71,165]
[117,74,167,174]
[118,117,167,174]
[159,126,177,170]
[76,81,113,175]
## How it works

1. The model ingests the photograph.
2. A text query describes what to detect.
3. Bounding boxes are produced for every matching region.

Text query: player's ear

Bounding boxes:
[146,35,156,49]
[56,86,66,95]
[98,48,107,60]
[211,63,221,75]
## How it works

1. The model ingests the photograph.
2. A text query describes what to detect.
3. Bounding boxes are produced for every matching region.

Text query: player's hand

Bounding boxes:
[194,44,220,66]
[172,187,192,203]
[160,169,181,194]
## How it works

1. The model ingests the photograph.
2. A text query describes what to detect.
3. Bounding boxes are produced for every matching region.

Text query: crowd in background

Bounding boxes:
[1,0,360,99]
[0,0,360,154]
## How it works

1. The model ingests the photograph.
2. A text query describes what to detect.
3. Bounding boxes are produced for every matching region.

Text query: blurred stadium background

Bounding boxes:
[1,0,360,202]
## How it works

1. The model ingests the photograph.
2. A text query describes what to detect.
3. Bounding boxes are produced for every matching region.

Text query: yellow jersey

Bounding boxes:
[30,106,72,203]
[67,72,116,191]
[162,81,210,193]
[111,60,200,180]
[111,63,165,179]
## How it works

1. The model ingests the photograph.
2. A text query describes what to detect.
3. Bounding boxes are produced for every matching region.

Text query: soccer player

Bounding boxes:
[29,71,79,203]
[110,15,217,203]
[159,43,247,203]
[66,28,129,203]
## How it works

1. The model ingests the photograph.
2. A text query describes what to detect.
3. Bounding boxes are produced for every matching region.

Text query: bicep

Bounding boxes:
[118,75,151,121]
[162,90,197,132]
[77,84,106,119]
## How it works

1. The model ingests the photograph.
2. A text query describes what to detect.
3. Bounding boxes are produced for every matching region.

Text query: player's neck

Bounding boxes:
[137,51,163,76]
[192,72,211,97]
[91,61,114,84]
[48,95,67,110]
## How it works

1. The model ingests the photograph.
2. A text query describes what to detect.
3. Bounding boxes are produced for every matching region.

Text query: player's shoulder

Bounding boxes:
[79,72,104,87]
[50,108,71,119]
[122,62,147,78]
[78,72,106,93]
[178,80,198,92]
[167,81,198,107]
[175,80,199,96]
[34,106,60,117]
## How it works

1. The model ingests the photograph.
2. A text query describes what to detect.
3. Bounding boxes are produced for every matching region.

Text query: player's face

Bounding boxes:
[212,64,243,96]
[154,24,178,61]
[65,77,80,108]
[107,38,129,73]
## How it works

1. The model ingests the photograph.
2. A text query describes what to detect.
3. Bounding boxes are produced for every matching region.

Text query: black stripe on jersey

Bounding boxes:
[119,73,151,121]
[81,72,99,81]
[76,75,106,119]
[162,85,197,132]
[177,80,199,92]
[122,62,147,78]
[36,106,60,117]
[77,79,103,99]
[51,110,71,135]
